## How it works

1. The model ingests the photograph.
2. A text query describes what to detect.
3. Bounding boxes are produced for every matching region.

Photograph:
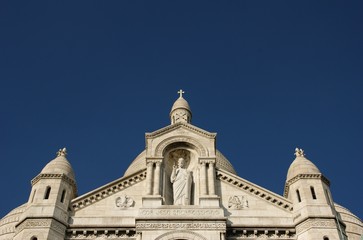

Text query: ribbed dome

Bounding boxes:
[286,155,320,181]
[170,96,191,114]
[41,155,75,180]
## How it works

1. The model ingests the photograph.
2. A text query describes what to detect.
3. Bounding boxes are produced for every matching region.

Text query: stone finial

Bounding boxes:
[294,148,305,157]
[177,89,185,98]
[56,147,67,157]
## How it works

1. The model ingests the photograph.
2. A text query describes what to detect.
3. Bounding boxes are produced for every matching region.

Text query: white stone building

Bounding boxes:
[1,91,362,240]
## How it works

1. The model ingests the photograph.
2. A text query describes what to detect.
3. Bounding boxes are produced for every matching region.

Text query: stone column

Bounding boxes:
[153,161,161,195]
[146,162,154,195]
[208,162,216,195]
[200,161,208,195]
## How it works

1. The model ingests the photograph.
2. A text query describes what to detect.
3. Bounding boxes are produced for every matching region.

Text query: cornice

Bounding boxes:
[283,174,330,197]
[216,169,293,212]
[145,122,216,139]
[71,169,146,212]
[31,173,77,194]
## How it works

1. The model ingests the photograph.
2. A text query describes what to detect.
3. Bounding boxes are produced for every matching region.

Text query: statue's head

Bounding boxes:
[177,158,185,167]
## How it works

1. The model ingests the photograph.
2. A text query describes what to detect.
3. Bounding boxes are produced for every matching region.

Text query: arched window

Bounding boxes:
[310,186,317,199]
[44,186,51,199]
[31,236,38,240]
[296,189,301,202]
[323,236,329,240]
[60,189,66,203]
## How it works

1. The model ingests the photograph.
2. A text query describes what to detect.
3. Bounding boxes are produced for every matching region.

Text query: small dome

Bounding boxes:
[286,155,320,181]
[170,96,191,114]
[41,154,75,180]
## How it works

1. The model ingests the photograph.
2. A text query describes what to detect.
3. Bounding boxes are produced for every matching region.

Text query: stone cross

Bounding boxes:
[177,89,185,98]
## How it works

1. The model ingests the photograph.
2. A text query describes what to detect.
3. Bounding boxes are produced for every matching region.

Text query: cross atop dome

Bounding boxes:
[177,89,185,98]
[170,89,192,124]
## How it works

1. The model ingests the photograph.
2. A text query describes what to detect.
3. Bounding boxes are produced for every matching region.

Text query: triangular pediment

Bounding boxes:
[146,122,216,140]
[71,169,146,212]
[216,168,293,213]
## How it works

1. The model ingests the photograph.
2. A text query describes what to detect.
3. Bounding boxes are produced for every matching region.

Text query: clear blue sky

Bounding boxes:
[1,1,362,219]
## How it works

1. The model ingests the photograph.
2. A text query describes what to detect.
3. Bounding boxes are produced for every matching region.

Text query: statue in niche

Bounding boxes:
[170,157,192,205]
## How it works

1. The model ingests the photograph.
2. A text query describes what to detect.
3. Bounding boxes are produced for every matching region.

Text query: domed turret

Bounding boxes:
[15,148,77,240]
[170,89,192,124]
[41,147,75,180]
[286,148,320,181]
[284,148,347,240]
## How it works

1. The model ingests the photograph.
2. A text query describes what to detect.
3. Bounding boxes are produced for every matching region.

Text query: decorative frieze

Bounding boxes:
[138,208,223,218]
[66,229,136,239]
[226,229,295,239]
[136,222,226,230]
[296,218,337,234]
[15,218,66,235]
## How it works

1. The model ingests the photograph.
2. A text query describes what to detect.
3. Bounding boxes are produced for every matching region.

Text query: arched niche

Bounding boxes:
[162,142,199,205]
[155,230,207,240]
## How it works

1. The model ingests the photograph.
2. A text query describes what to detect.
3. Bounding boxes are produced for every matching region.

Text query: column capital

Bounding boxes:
[146,157,163,164]
[199,157,216,164]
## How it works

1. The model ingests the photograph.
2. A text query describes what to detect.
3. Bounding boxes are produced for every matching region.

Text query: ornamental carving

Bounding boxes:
[228,195,249,209]
[115,195,134,209]
[226,229,295,239]
[296,219,336,234]
[136,222,226,230]
[155,136,207,157]
[66,230,136,239]
[139,208,221,217]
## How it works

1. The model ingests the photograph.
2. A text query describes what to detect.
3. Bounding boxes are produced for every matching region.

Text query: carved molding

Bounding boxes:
[71,170,146,211]
[66,229,136,239]
[138,208,222,218]
[154,135,208,157]
[16,219,52,233]
[31,173,77,192]
[226,229,295,239]
[136,222,226,230]
[155,230,207,240]
[217,169,293,212]
[296,218,337,234]
[146,122,216,139]
[283,174,330,197]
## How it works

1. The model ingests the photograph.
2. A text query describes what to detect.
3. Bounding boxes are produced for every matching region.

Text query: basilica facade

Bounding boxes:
[1,92,362,240]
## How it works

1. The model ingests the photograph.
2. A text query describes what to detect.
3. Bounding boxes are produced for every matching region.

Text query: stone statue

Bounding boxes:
[294,148,305,157]
[170,158,192,205]
[57,147,67,157]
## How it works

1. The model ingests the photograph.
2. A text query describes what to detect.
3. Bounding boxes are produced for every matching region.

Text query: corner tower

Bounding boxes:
[284,148,347,240]
[14,148,77,240]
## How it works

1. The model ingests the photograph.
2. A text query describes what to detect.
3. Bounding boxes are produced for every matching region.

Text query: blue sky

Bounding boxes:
[1,1,362,219]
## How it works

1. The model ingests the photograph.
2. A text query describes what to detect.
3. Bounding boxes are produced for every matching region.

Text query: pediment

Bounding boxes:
[216,168,293,213]
[146,122,216,140]
[71,169,146,212]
